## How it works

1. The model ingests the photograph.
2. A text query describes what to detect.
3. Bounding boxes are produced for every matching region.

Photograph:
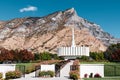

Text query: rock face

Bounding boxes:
[0,8,119,53]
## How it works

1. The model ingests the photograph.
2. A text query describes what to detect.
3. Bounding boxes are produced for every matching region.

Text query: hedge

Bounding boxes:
[94,73,101,78]
[5,70,21,79]
[0,72,2,79]
[39,71,55,77]
[69,71,80,80]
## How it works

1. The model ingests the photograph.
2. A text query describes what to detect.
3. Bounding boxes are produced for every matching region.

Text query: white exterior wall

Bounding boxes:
[86,47,89,56]
[80,64,104,78]
[58,47,89,57]
[41,64,55,72]
[79,48,81,55]
[80,47,82,55]
[0,64,16,78]
[82,47,84,55]
[63,47,64,55]
[75,47,77,56]
[68,47,70,55]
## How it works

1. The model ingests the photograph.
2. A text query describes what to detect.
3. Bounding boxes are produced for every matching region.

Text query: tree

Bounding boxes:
[34,52,40,60]
[40,52,51,61]
[0,48,34,63]
[110,49,120,61]
[19,49,34,62]
[0,48,14,62]
[105,43,120,62]
[90,52,104,61]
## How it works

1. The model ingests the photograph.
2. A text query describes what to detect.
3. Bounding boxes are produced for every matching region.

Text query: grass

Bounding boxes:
[84,77,120,80]
[104,65,120,76]
[16,63,37,70]
[80,61,120,65]
[16,63,37,68]
[16,63,38,74]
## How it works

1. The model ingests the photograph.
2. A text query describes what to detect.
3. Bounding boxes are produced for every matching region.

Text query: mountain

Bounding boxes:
[0,8,119,53]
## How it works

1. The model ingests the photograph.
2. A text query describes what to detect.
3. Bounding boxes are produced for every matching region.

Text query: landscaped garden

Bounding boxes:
[81,62,120,80]
[77,43,120,80]
[0,43,120,80]
[0,48,64,79]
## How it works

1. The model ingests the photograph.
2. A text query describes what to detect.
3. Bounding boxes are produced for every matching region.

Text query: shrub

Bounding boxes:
[39,71,46,77]
[40,52,52,61]
[58,56,64,60]
[84,73,88,78]
[0,72,2,79]
[77,56,89,61]
[51,54,59,60]
[90,52,104,61]
[39,71,55,77]
[5,70,21,79]
[34,52,60,61]
[47,71,55,77]
[69,71,80,80]
[94,73,101,78]
[69,60,80,80]
[89,73,93,78]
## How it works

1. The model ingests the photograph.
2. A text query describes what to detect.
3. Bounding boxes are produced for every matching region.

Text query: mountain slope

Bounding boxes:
[0,8,118,53]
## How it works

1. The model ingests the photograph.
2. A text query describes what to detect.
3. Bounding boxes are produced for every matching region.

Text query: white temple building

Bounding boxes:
[58,28,89,59]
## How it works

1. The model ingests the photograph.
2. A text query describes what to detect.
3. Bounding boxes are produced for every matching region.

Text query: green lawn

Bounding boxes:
[104,65,120,76]
[80,61,119,65]
[16,63,37,68]
[84,77,120,80]
[16,63,38,74]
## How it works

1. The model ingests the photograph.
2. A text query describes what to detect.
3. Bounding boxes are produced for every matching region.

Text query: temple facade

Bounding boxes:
[58,28,89,59]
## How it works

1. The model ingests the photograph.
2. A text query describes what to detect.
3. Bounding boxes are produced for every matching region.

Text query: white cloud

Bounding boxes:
[19,6,37,12]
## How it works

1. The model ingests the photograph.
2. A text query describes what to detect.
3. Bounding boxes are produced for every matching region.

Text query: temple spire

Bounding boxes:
[71,27,76,47]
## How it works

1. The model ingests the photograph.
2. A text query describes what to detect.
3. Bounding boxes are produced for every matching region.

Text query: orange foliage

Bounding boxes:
[0,48,34,62]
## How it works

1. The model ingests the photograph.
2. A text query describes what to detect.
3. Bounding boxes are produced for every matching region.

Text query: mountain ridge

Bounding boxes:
[0,8,119,53]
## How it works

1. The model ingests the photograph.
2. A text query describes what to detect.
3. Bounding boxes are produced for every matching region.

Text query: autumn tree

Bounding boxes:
[0,48,34,63]
[19,49,34,62]
[9,49,20,62]
[0,48,14,62]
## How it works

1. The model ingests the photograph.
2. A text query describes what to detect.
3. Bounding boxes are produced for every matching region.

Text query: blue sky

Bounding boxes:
[0,0,120,38]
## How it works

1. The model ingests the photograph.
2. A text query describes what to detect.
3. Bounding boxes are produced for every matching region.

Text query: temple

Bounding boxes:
[58,27,89,59]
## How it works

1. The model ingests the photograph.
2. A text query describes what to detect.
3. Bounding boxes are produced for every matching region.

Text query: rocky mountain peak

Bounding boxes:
[64,7,76,14]
[0,8,119,53]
